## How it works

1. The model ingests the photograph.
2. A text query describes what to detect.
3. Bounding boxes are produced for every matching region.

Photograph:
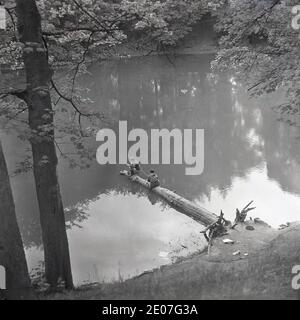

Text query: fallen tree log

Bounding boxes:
[121,170,218,227]
[120,167,283,263]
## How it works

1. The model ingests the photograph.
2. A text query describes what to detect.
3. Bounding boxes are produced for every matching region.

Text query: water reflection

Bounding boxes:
[67,193,204,284]
[2,54,300,285]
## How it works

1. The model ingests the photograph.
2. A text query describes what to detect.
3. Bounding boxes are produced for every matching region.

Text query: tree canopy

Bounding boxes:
[0,0,222,171]
[0,0,299,171]
[213,0,300,121]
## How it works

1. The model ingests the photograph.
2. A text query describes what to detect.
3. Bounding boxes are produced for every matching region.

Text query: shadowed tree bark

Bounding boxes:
[15,0,73,290]
[0,140,35,300]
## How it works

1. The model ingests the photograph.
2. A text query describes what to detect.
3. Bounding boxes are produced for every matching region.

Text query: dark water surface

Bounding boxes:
[2,54,300,285]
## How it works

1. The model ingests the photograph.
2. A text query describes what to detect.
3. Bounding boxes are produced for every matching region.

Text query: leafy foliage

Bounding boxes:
[212,0,300,118]
[0,0,218,172]
[1,0,299,174]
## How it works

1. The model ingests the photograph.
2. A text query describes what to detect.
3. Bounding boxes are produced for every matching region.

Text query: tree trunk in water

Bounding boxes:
[0,141,35,299]
[124,173,218,226]
[15,0,73,289]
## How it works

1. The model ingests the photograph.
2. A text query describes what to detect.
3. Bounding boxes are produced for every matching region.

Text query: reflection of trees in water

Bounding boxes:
[256,95,300,196]
[8,55,299,249]
[234,90,300,196]
[97,55,263,200]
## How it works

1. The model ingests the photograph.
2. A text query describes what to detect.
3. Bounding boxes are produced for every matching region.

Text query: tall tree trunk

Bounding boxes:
[15,0,73,289]
[0,140,35,299]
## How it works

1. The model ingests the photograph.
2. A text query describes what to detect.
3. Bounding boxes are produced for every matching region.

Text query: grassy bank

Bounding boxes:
[44,221,300,300]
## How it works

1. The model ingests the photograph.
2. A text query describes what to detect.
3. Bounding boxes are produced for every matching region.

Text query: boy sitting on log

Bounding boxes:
[147,169,160,189]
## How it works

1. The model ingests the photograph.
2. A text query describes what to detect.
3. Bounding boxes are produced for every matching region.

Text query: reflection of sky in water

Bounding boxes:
[2,54,300,286]
[24,163,300,285]
[198,164,300,227]
[26,192,204,285]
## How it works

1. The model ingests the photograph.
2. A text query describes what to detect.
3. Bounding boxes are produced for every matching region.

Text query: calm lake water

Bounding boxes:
[2,54,300,285]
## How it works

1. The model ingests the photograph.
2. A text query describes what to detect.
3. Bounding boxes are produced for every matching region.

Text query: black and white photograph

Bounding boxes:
[0,0,300,303]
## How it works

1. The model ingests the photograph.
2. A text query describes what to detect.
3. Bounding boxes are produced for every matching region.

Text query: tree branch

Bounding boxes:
[0,89,28,101]
[50,79,91,117]
[71,30,95,95]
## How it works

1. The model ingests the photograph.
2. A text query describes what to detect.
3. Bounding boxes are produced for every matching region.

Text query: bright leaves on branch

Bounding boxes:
[212,0,300,118]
